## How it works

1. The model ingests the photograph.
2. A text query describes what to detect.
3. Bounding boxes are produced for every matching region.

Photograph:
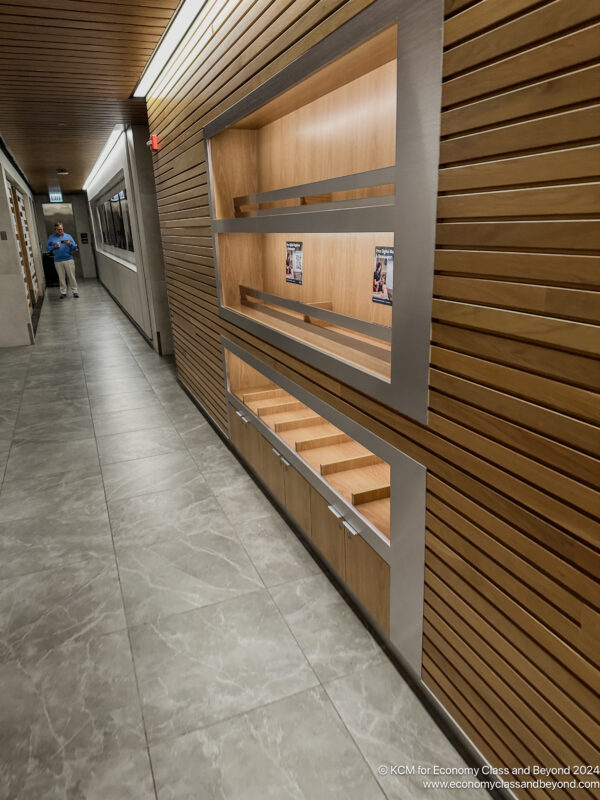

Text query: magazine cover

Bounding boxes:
[285,241,303,284]
[372,246,393,305]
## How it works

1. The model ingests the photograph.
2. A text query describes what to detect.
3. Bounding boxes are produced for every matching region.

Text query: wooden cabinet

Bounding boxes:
[345,531,390,634]
[257,434,285,506]
[228,396,391,635]
[283,462,312,536]
[309,487,346,580]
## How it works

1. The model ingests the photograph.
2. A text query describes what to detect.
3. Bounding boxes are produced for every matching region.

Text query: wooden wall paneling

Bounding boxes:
[443,0,548,47]
[149,0,600,791]
[430,346,600,424]
[443,0,600,78]
[422,641,579,800]
[440,105,600,164]
[442,22,600,107]
[438,144,600,192]
[423,577,600,752]
[429,369,600,454]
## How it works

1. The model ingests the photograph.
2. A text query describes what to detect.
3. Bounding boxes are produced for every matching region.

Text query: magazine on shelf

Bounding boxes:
[285,241,303,284]
[372,246,393,305]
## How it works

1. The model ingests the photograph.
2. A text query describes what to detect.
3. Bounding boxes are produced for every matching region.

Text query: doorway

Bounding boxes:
[41,202,83,278]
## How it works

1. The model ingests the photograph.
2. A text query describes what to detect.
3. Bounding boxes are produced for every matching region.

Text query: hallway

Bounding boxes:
[0,283,487,800]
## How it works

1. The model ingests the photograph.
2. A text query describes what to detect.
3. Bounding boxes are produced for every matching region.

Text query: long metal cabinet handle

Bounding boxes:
[343,520,359,537]
[327,505,343,519]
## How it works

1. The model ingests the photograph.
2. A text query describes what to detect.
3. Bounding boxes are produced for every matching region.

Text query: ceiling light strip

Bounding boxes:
[82,125,124,192]
[133,0,210,98]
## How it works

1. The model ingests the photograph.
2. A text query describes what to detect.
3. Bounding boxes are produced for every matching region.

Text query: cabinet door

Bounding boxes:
[309,487,346,579]
[228,403,261,470]
[229,403,248,459]
[345,531,390,634]
[283,462,312,536]
[258,434,286,505]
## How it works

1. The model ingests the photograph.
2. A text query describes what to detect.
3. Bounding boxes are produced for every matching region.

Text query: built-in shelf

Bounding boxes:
[207,0,443,423]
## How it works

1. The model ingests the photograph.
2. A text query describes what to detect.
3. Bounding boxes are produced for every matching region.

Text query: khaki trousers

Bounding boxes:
[55,259,78,295]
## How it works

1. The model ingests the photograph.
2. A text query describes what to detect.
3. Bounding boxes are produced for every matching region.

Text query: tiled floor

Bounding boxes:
[0,282,491,800]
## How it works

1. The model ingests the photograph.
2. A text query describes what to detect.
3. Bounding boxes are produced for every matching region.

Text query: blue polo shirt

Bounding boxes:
[46,233,78,262]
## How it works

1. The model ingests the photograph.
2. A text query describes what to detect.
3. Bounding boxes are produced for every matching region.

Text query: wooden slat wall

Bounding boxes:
[147,1,600,794]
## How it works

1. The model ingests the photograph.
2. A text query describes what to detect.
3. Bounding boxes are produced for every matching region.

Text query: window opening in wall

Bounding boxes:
[94,182,134,253]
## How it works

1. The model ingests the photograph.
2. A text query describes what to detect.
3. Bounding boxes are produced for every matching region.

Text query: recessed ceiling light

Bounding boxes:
[57,168,69,175]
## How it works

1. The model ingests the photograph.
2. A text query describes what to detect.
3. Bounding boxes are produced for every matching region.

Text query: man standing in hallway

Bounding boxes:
[46,221,79,298]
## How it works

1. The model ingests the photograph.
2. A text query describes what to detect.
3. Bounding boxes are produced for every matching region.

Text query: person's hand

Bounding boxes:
[54,242,60,249]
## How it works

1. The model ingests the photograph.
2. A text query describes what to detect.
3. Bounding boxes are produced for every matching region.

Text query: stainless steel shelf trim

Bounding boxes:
[241,286,392,343]
[233,166,396,207]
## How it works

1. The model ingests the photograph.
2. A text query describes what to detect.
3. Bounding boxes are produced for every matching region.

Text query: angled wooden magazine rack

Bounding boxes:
[206,0,443,423]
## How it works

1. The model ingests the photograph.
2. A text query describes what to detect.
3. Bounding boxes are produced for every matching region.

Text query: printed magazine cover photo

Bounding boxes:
[372,245,393,305]
[285,241,303,284]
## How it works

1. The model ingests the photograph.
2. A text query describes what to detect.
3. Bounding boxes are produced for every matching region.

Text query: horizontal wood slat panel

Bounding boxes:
[148,1,600,795]
[443,0,600,78]
[438,144,600,192]
[424,609,599,768]
[424,576,600,745]
[443,23,600,107]
[434,277,599,322]
[434,250,600,287]
[440,105,600,164]
[441,64,600,136]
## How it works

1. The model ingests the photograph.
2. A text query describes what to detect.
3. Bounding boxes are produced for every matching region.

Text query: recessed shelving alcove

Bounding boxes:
[206,0,443,422]
[223,337,427,670]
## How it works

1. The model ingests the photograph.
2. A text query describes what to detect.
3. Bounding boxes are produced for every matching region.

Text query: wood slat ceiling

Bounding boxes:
[0,0,182,192]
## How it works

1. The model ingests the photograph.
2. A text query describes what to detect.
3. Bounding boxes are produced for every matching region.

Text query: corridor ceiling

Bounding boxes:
[0,0,181,193]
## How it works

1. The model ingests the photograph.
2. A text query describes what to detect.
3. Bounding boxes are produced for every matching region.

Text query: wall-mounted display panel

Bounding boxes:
[207,0,443,422]
[223,337,427,674]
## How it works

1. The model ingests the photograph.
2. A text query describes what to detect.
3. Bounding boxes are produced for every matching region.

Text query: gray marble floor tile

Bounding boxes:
[90,388,162,417]
[20,382,88,407]
[0,557,126,663]
[15,397,91,425]
[11,749,157,800]
[24,369,85,390]
[151,384,190,405]
[0,514,113,578]
[0,362,29,381]
[3,437,99,486]
[325,662,491,800]
[13,413,95,443]
[0,389,23,409]
[82,352,138,369]
[0,375,25,395]
[102,450,201,503]
[93,404,174,438]
[131,590,318,743]
[237,512,321,587]
[159,395,197,419]
[216,475,279,524]
[108,488,227,549]
[0,405,19,430]
[270,574,387,683]
[176,417,221,449]
[84,363,146,383]
[97,425,186,465]
[0,632,147,799]
[150,686,385,800]
[116,525,263,626]
[86,376,152,398]
[193,442,248,488]
[0,467,108,523]
[0,346,32,366]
